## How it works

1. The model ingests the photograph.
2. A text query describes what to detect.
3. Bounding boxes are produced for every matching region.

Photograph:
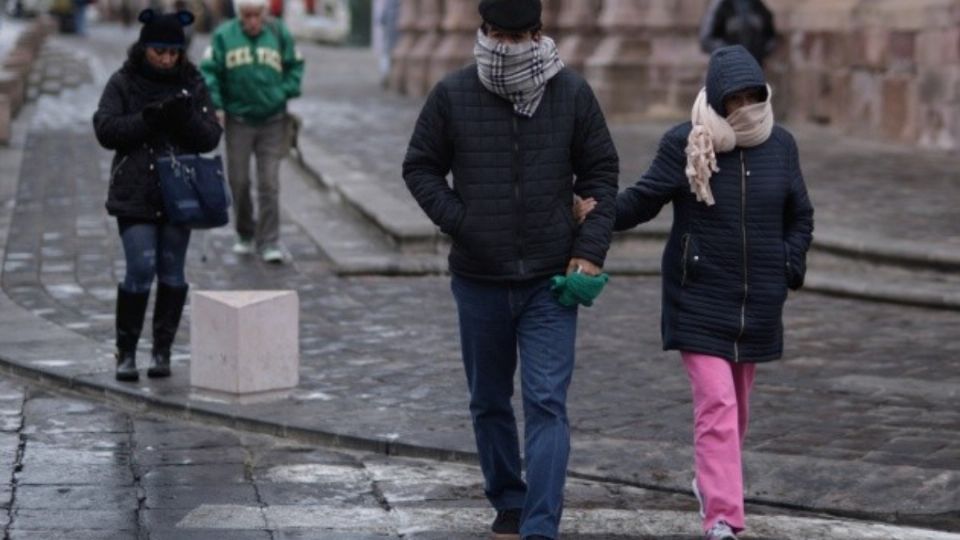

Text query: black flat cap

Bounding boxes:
[478,0,542,31]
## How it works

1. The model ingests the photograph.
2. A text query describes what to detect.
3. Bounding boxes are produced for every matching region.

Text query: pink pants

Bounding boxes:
[682,351,756,534]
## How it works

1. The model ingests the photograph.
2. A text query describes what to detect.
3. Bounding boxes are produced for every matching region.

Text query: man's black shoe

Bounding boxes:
[491,508,521,539]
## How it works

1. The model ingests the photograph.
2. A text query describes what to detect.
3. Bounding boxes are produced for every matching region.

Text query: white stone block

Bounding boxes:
[190,290,299,394]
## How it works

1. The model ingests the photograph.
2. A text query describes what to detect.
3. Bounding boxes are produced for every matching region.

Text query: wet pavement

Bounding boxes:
[0,24,957,538]
[0,375,957,539]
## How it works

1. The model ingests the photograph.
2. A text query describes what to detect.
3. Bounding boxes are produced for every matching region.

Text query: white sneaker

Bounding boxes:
[232,237,255,255]
[705,521,737,540]
[692,477,706,518]
[260,246,284,264]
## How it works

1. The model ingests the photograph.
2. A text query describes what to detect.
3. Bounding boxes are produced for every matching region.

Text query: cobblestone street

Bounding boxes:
[0,23,956,539]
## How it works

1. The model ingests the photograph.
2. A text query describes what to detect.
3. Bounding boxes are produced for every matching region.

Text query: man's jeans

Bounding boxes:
[450,274,578,539]
[225,114,286,249]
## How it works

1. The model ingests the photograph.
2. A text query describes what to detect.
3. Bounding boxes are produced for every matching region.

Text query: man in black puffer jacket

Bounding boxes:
[402,1,618,539]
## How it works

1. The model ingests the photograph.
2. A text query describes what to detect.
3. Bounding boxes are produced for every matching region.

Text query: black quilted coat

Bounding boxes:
[616,46,814,363]
[93,50,222,222]
[403,65,620,281]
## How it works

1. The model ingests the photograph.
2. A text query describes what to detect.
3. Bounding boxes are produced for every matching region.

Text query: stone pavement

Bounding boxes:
[0,24,957,537]
[1,375,956,539]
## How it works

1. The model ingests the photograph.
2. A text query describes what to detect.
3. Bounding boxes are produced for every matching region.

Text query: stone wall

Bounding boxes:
[388,0,960,150]
[0,17,56,145]
[768,0,960,150]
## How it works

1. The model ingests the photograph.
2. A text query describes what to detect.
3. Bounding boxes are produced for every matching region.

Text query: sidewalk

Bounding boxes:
[0,26,958,536]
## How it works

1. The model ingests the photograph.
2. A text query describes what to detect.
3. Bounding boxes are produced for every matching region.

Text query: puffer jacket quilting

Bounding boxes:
[403,65,620,281]
[615,47,814,363]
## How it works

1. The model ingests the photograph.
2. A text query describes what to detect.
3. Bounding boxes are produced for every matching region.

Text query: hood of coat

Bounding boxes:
[705,44,767,117]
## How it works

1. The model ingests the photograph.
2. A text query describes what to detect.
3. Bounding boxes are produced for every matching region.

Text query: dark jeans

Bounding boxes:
[450,274,578,539]
[118,221,191,293]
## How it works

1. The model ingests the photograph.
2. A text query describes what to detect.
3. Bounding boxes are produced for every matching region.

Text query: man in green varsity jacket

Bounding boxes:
[200,0,304,263]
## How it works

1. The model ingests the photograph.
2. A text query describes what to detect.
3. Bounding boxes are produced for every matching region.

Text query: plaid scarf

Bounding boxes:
[474,30,564,118]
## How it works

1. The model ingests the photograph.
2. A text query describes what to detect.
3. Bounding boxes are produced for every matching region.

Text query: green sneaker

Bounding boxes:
[232,237,255,255]
[260,246,284,264]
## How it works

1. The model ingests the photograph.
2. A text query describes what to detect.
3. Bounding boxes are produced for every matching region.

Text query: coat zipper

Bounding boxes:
[680,233,691,287]
[734,150,748,362]
[512,115,526,276]
[110,155,130,185]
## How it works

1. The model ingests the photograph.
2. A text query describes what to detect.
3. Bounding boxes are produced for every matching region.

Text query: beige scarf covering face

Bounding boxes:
[685,84,774,206]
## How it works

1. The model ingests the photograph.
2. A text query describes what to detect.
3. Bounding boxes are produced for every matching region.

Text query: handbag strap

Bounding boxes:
[184,157,227,214]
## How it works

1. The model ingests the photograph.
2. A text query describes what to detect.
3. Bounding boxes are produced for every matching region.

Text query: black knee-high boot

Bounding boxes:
[148,283,189,378]
[115,285,150,382]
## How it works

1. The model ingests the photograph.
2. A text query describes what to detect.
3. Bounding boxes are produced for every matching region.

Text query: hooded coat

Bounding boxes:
[616,46,814,363]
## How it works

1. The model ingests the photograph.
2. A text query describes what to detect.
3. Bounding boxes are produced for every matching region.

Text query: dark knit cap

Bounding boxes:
[478,0,542,31]
[137,8,195,49]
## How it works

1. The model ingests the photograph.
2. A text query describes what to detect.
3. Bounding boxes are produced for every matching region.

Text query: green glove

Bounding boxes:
[550,272,610,307]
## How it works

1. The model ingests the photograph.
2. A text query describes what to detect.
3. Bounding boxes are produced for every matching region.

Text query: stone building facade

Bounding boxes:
[388,0,960,150]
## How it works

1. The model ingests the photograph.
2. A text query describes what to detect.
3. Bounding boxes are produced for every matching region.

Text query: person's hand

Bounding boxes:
[573,195,597,224]
[566,257,601,276]
[142,100,166,129]
[163,91,193,124]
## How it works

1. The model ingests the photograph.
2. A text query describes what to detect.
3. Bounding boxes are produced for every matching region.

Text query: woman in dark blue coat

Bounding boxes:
[93,9,222,382]
[579,45,813,540]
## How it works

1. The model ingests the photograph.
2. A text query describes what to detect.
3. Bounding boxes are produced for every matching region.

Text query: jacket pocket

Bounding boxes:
[451,201,469,236]
[109,155,129,187]
[680,233,701,287]
[784,242,805,290]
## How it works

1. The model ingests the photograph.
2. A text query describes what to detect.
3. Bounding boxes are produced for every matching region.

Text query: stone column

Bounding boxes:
[648,0,713,117]
[910,0,960,149]
[429,0,478,89]
[778,0,858,128]
[553,0,603,74]
[2,49,34,80]
[586,0,713,120]
[403,0,445,97]
[0,70,25,116]
[541,0,562,30]
[388,0,422,94]
[0,95,10,145]
[584,1,655,120]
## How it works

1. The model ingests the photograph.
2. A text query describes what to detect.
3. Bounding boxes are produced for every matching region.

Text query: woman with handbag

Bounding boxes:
[93,8,222,382]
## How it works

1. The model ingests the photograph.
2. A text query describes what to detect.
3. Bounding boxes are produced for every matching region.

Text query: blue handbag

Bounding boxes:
[157,153,231,229]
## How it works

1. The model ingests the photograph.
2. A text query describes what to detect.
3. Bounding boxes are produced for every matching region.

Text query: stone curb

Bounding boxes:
[289,144,958,311]
[0,318,957,525]
[295,136,960,273]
